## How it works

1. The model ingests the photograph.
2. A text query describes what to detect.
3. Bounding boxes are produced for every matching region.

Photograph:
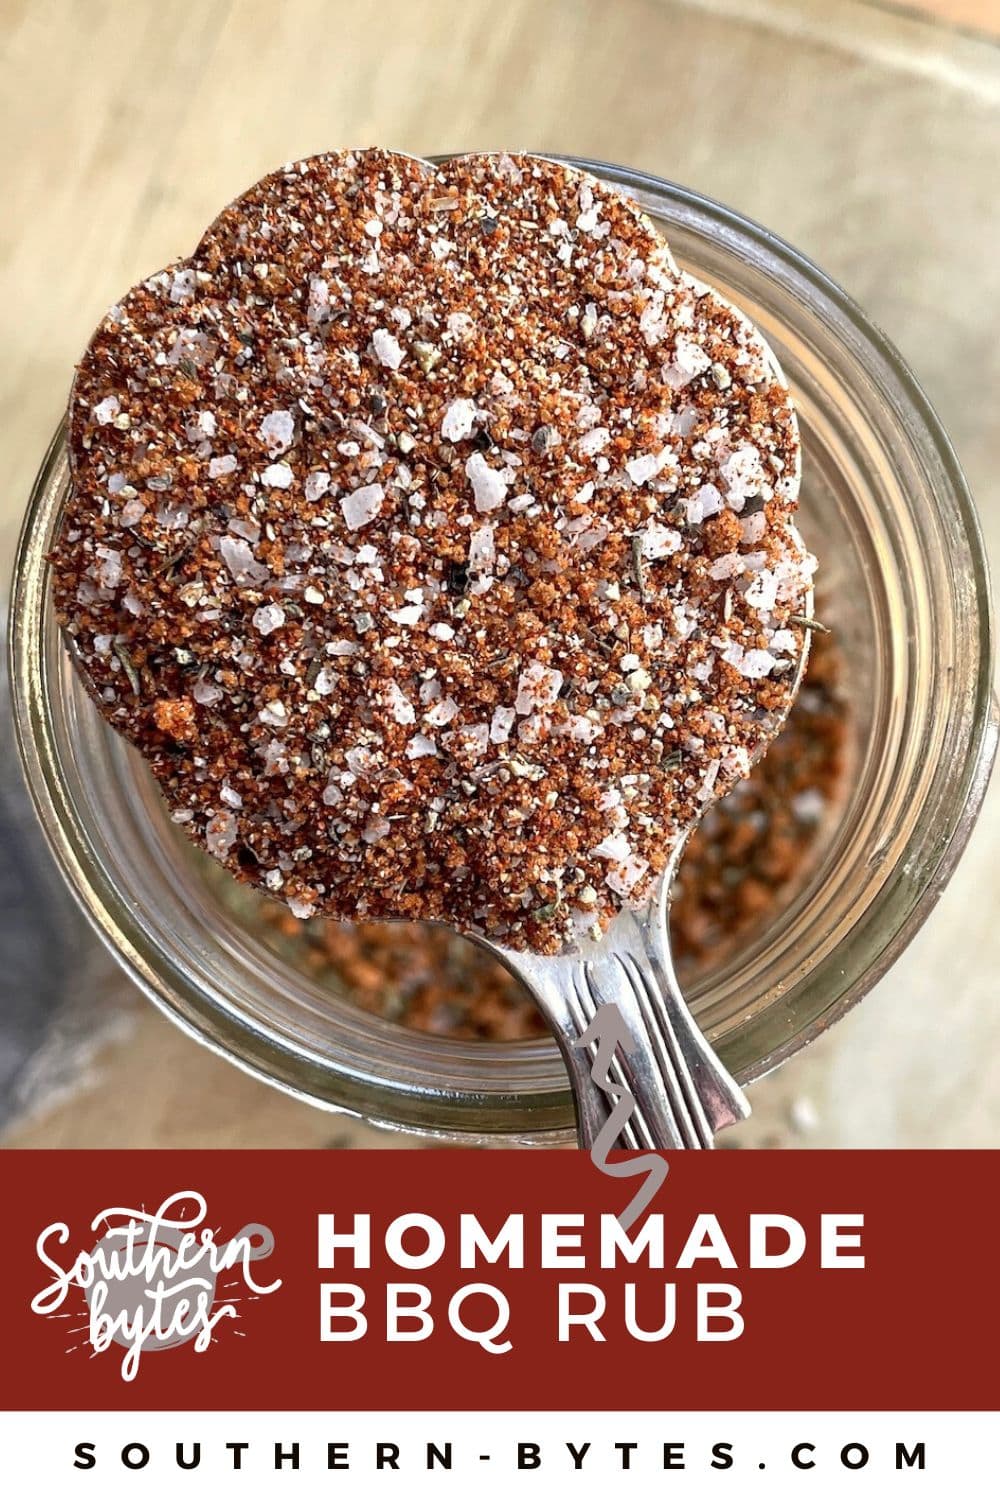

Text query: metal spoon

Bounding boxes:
[479,853,745,1151]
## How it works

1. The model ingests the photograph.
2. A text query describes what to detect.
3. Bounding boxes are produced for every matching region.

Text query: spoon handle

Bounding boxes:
[505,888,750,1150]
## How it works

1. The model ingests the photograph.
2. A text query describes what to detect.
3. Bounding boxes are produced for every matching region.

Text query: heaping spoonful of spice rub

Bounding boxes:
[51,150,815,1148]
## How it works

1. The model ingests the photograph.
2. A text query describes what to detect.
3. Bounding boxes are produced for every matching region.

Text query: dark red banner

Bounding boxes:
[0,1149,994,1411]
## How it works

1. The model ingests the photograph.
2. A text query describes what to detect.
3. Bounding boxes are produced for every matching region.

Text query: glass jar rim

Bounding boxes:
[9,159,998,1139]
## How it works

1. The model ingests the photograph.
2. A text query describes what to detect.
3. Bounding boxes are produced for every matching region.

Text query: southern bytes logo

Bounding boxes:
[29,1190,281,1380]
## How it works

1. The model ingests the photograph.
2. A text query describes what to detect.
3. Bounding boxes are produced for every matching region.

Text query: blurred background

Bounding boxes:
[1,0,998,1149]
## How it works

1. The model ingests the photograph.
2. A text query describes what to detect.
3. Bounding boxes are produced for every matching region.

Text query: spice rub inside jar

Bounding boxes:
[52,149,814,954]
[227,619,850,1038]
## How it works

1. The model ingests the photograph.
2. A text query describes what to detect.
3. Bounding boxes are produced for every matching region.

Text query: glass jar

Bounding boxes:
[10,158,996,1142]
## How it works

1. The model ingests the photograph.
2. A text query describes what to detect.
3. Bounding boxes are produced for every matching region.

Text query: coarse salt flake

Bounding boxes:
[388,603,424,626]
[219,535,269,585]
[685,484,724,525]
[625,448,674,486]
[559,714,602,744]
[445,723,490,759]
[441,398,477,442]
[515,661,564,715]
[719,444,766,508]
[258,409,295,455]
[95,546,122,590]
[740,511,768,545]
[307,277,330,326]
[252,603,286,636]
[425,697,459,727]
[346,746,374,776]
[639,523,682,559]
[577,427,610,457]
[708,552,747,581]
[745,569,779,612]
[205,809,238,857]
[93,396,120,425]
[341,483,384,531]
[607,853,649,896]
[664,335,711,389]
[384,680,416,725]
[465,452,508,512]
[169,269,197,303]
[261,462,293,489]
[722,644,778,679]
[446,311,474,339]
[305,470,331,502]
[490,706,516,743]
[372,327,404,369]
[639,289,668,345]
[193,677,223,706]
[468,524,496,572]
[258,699,289,727]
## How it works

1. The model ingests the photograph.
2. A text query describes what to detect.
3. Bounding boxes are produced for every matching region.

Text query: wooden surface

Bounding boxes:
[912,0,999,29]
[2,0,998,1148]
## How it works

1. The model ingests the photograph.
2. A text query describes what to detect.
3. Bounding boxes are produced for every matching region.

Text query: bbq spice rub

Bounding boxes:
[53,149,813,954]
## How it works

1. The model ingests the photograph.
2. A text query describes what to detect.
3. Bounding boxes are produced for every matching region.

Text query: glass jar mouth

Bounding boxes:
[9,160,997,1142]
